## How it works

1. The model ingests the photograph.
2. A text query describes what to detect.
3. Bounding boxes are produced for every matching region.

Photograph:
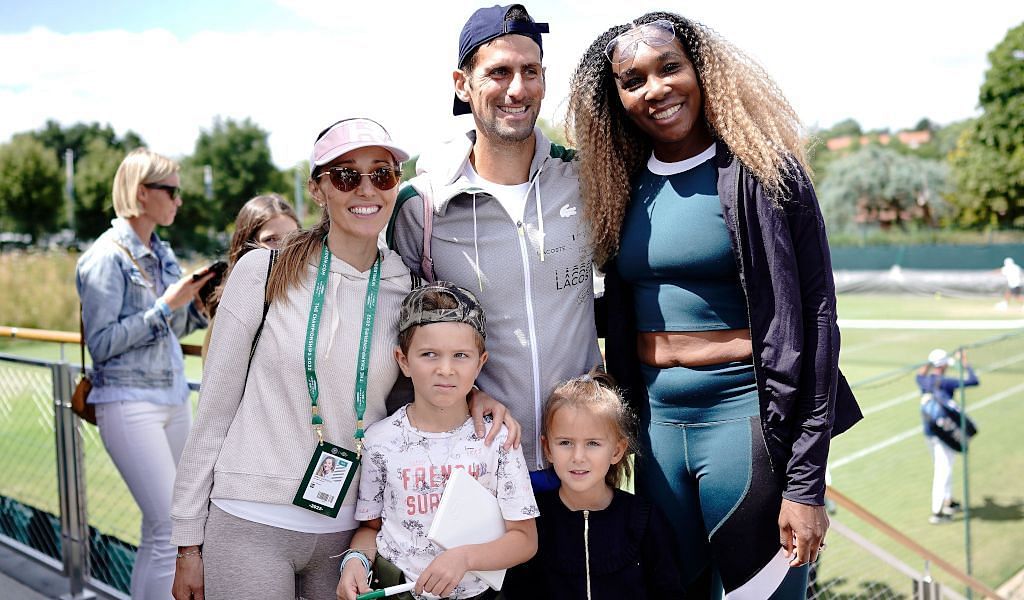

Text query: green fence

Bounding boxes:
[831,244,1024,270]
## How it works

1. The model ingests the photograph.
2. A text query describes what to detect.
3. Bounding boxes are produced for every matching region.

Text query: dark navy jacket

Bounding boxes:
[602,142,862,506]
[504,489,683,599]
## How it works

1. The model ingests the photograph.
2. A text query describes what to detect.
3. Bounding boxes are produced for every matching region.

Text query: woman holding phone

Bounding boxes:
[76,148,213,599]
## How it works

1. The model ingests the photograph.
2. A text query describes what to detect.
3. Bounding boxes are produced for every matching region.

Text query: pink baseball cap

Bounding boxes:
[309,118,411,174]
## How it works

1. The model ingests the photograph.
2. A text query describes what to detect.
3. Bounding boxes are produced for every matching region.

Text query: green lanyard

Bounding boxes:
[303,239,381,456]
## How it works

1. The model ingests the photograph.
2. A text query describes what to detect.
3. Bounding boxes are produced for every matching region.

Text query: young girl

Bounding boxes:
[338,282,538,600]
[505,368,683,599]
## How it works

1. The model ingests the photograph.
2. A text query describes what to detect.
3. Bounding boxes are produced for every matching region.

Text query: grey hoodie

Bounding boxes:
[389,126,602,469]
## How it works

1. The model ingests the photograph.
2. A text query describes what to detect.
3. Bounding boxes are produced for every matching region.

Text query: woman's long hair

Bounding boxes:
[207,194,298,317]
[566,11,810,266]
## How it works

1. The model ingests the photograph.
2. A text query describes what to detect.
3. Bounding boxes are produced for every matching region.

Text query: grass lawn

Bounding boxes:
[1,293,1022,594]
[826,296,1024,595]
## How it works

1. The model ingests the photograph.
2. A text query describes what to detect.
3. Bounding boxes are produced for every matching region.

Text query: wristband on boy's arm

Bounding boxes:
[339,549,372,578]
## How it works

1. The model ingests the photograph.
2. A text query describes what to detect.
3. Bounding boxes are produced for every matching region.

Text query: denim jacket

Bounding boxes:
[602,143,862,506]
[76,218,207,394]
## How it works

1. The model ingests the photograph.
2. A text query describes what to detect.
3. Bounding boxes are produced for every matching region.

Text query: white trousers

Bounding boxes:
[929,436,956,514]
[96,400,192,600]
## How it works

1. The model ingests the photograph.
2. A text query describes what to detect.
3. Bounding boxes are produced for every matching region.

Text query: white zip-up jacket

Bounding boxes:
[389,125,602,469]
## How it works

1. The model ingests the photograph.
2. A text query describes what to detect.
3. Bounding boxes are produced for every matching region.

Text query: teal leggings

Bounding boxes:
[638,363,809,598]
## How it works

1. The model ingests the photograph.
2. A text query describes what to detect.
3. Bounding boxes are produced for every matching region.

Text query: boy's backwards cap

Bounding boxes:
[453,4,549,116]
[399,282,487,340]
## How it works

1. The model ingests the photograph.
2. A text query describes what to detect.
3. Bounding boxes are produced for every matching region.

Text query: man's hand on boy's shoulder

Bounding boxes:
[468,387,521,450]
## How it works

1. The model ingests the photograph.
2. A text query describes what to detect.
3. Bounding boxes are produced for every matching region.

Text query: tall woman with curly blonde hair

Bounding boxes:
[568,12,861,598]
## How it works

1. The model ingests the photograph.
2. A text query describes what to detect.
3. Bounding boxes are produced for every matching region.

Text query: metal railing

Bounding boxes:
[0,353,96,598]
[0,325,1019,599]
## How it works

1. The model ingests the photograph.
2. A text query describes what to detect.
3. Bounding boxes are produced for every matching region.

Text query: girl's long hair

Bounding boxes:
[208,194,298,317]
[566,11,810,266]
[265,202,328,306]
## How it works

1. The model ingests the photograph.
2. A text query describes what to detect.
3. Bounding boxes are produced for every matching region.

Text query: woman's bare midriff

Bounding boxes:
[637,329,753,368]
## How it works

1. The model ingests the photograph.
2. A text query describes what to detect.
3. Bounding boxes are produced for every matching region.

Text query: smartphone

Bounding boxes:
[194,260,228,305]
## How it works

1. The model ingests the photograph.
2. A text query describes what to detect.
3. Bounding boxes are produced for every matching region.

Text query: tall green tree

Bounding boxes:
[168,117,285,253]
[29,120,144,239]
[818,146,950,233]
[31,120,143,165]
[949,22,1024,227]
[192,116,284,223]
[73,138,126,240]
[0,135,64,241]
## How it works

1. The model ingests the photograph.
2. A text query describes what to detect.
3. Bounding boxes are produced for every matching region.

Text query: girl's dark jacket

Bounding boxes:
[503,489,683,599]
[600,142,862,506]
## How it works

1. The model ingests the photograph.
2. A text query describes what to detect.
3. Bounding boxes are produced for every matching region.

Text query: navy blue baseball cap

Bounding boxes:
[453,4,549,116]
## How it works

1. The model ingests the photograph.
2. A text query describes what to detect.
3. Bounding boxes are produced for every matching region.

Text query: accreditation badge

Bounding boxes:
[292,442,359,518]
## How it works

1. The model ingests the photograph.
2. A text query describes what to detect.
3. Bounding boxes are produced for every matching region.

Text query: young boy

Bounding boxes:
[338,282,539,600]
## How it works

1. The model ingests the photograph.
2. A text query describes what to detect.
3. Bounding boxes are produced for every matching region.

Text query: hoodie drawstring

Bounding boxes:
[472,193,483,292]
[534,170,545,261]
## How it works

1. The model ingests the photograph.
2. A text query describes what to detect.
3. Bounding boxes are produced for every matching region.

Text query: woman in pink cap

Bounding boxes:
[169,118,516,600]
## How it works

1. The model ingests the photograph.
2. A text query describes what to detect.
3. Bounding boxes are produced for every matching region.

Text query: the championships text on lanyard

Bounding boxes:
[294,238,380,517]
[303,237,381,454]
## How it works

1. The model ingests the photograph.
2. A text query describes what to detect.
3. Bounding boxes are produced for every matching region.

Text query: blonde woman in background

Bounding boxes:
[76,148,213,599]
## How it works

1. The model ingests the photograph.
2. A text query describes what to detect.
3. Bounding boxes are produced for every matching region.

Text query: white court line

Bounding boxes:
[831,381,1024,470]
[859,350,1024,417]
[839,319,1024,330]
[843,332,916,354]
[861,391,921,417]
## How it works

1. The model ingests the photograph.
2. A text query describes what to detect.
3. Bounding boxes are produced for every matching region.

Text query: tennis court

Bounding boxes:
[816,294,1024,597]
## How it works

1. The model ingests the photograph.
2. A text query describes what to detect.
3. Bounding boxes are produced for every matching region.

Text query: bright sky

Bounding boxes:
[2,0,1022,168]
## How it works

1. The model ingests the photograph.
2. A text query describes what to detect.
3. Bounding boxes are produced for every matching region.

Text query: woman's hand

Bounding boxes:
[161,271,215,311]
[336,560,370,600]
[171,547,204,600]
[416,547,470,598]
[468,388,521,450]
[778,499,829,567]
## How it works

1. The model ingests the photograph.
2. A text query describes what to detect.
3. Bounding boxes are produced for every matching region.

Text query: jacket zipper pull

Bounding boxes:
[583,510,592,600]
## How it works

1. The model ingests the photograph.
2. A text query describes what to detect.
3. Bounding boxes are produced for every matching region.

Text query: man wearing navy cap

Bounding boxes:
[390,4,601,490]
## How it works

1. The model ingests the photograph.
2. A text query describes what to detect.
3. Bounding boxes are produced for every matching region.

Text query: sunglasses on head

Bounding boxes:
[316,166,401,193]
[144,183,180,198]
[605,19,676,65]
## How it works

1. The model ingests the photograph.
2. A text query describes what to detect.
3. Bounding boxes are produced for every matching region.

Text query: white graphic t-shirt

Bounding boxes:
[355,405,539,598]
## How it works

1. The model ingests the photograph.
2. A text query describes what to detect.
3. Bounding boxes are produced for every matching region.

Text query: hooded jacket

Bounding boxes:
[603,142,862,506]
[388,126,603,469]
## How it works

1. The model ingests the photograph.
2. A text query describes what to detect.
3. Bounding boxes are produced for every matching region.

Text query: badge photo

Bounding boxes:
[293,442,358,518]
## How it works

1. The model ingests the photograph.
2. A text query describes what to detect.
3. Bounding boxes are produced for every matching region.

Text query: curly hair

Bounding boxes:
[566,12,810,266]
